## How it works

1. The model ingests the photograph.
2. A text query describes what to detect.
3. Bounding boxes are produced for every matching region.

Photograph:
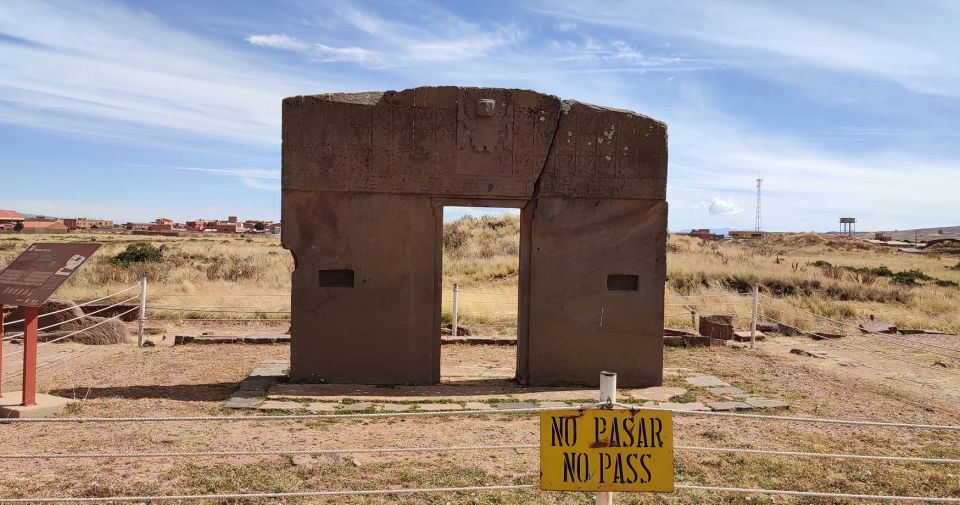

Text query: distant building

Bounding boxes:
[63,217,114,230]
[19,221,69,234]
[0,210,25,232]
[227,216,238,224]
[185,219,206,231]
[874,232,893,242]
[155,217,173,226]
[729,230,764,240]
[0,209,25,224]
[215,222,239,233]
[124,222,151,231]
[687,228,724,241]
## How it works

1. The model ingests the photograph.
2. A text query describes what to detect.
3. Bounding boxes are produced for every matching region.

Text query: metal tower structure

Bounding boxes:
[754,177,763,233]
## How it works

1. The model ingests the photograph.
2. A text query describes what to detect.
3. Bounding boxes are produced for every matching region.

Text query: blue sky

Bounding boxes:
[0,0,957,231]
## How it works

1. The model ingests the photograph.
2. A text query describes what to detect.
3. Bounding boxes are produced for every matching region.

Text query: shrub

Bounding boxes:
[811,260,832,268]
[949,262,960,271]
[934,279,959,288]
[871,266,894,277]
[112,242,164,265]
[891,269,931,286]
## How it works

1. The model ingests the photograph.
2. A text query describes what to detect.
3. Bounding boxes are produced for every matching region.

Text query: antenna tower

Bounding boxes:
[754,177,763,233]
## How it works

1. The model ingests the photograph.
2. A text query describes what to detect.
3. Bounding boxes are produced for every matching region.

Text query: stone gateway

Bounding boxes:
[281,86,667,387]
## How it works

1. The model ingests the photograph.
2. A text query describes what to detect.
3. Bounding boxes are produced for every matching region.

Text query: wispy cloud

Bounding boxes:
[245,4,526,68]
[127,164,280,191]
[246,34,309,52]
[533,0,960,97]
[0,0,338,146]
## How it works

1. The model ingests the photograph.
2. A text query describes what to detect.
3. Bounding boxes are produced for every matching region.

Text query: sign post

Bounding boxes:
[0,243,101,408]
[539,371,674,496]
[21,307,38,407]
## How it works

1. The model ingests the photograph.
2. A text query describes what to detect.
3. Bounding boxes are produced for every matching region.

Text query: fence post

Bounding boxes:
[21,306,38,407]
[137,277,148,347]
[597,371,617,505]
[750,285,759,350]
[691,310,698,330]
[451,283,459,337]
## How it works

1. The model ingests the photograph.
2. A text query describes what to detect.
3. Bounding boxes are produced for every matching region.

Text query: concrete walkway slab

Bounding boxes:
[707,401,752,411]
[686,375,730,388]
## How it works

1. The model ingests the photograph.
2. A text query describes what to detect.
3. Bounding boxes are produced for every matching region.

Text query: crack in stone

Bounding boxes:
[528,99,569,203]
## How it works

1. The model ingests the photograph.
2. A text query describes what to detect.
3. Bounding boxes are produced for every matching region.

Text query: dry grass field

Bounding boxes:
[3,217,960,334]
[2,220,960,502]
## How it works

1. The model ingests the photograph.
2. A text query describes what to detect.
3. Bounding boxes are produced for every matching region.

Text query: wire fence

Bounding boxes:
[0,283,144,393]
[1,401,960,502]
[3,282,960,501]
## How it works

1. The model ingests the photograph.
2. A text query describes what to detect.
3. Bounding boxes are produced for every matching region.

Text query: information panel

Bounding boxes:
[0,243,101,307]
[540,409,674,492]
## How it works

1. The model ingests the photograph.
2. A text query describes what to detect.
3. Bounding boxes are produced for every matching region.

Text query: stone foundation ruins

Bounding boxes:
[282,86,667,386]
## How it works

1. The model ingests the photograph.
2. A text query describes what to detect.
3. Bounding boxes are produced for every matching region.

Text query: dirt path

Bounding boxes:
[0,336,958,503]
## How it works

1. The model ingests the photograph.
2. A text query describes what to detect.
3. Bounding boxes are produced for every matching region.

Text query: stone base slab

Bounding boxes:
[0,392,76,419]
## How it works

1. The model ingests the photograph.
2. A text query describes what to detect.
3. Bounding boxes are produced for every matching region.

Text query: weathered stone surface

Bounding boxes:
[464,402,496,411]
[539,401,572,409]
[733,331,765,342]
[257,400,303,411]
[340,402,375,412]
[494,401,538,410]
[414,403,462,411]
[175,335,289,345]
[708,386,748,398]
[444,336,516,346]
[376,403,411,411]
[777,323,801,336]
[307,402,337,413]
[699,315,735,340]
[224,397,263,409]
[899,329,952,335]
[811,332,844,340]
[755,322,779,333]
[626,386,687,402]
[282,87,668,387]
[650,402,710,412]
[664,335,684,347]
[707,401,753,411]
[860,320,897,334]
[683,335,713,347]
[664,328,698,337]
[686,375,730,388]
[790,348,829,359]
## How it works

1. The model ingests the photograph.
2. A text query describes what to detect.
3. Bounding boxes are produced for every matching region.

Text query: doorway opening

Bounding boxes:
[439,206,521,383]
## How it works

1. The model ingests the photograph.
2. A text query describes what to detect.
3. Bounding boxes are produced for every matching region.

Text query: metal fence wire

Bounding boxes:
[2,283,960,502]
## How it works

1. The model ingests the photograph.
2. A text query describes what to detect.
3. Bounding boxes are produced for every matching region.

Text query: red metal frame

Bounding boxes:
[22,306,37,407]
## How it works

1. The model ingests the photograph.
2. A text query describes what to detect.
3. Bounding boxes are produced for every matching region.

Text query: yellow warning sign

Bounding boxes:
[539,409,674,492]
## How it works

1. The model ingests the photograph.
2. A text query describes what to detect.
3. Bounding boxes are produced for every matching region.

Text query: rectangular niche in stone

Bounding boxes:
[607,274,640,291]
[319,269,354,288]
